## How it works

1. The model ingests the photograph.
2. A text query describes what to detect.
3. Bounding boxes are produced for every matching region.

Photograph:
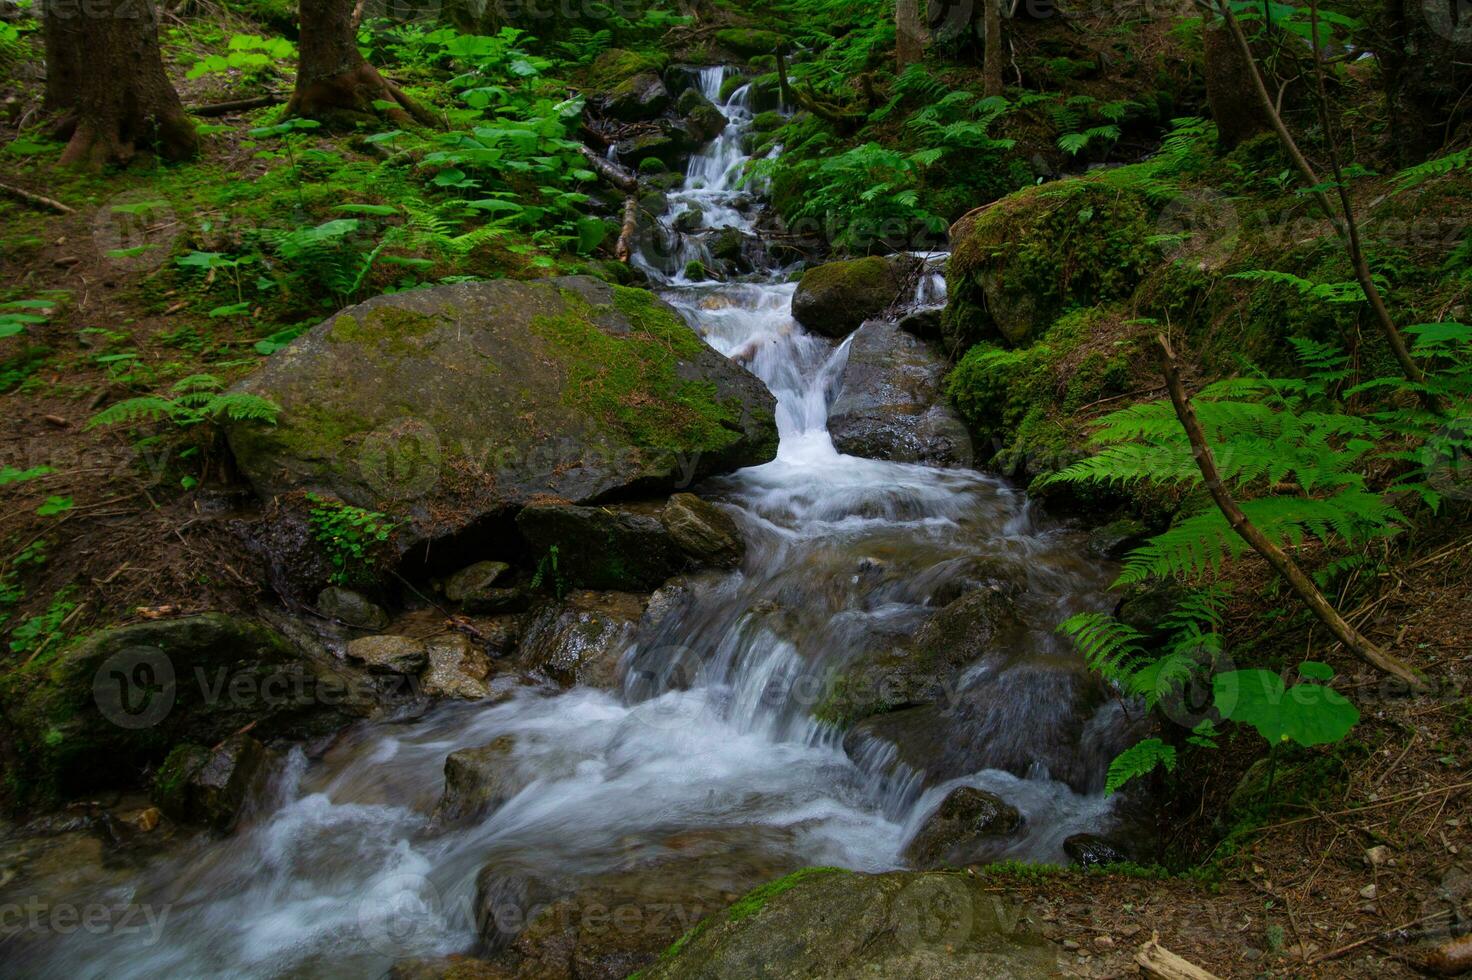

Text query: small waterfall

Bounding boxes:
[8,64,1133,979]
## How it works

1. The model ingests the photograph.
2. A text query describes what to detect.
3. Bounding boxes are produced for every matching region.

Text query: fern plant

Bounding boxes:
[87,375,280,431]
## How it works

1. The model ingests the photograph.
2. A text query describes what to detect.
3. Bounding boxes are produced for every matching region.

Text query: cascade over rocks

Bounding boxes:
[791,255,923,337]
[222,277,778,554]
[827,320,974,467]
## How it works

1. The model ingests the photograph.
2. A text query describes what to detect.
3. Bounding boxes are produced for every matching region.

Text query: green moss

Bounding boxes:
[714,28,785,57]
[585,49,668,90]
[726,867,848,922]
[530,287,745,456]
[328,306,441,355]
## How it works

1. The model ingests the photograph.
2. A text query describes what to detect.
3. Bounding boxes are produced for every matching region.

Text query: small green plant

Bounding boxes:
[87,374,280,431]
[306,494,396,585]
[10,588,77,658]
[529,544,567,599]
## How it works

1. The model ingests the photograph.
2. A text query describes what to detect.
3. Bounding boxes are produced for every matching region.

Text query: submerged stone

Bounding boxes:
[904,787,1023,868]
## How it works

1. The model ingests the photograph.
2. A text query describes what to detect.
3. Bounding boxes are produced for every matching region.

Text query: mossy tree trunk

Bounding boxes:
[288,0,436,127]
[1202,20,1271,149]
[43,0,198,169]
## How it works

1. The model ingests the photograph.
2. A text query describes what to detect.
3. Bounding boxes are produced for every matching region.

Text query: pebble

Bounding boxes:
[1364,844,1391,867]
[1359,883,1378,900]
[1062,939,1081,950]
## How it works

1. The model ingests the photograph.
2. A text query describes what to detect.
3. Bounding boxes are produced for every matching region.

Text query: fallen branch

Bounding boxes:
[1158,335,1431,693]
[615,195,639,264]
[0,181,74,214]
[578,145,639,194]
[190,94,283,117]
[1136,933,1222,980]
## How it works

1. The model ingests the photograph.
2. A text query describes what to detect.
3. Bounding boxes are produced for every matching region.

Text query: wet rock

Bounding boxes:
[605,71,670,121]
[1087,519,1149,561]
[1114,579,1190,644]
[828,321,974,467]
[678,87,727,143]
[707,226,755,275]
[445,561,511,603]
[661,493,744,568]
[817,588,1021,728]
[346,635,429,675]
[1063,833,1129,868]
[422,633,495,700]
[222,277,778,555]
[316,586,389,630]
[432,736,524,825]
[791,255,922,337]
[842,660,1116,794]
[151,734,267,832]
[923,555,1025,608]
[641,868,1057,978]
[614,125,694,169]
[898,307,943,341]
[517,591,647,690]
[673,206,705,234]
[903,787,1023,868]
[0,614,368,799]
[516,503,685,592]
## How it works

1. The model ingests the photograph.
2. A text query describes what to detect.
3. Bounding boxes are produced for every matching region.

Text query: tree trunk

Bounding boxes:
[288,0,435,127]
[982,0,1004,96]
[1202,20,1271,149]
[43,0,197,168]
[1374,0,1472,163]
[896,0,931,67]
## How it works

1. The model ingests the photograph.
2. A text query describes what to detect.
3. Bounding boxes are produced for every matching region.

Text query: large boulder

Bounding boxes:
[222,278,778,551]
[791,255,921,338]
[642,868,1058,978]
[605,71,671,121]
[0,614,371,800]
[828,321,974,467]
[944,182,1153,350]
[516,591,647,690]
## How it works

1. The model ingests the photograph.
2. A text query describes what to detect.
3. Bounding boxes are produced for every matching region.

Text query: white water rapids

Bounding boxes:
[5,67,1132,978]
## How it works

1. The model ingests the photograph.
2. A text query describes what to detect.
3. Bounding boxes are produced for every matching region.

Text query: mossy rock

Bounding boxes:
[945,180,1154,349]
[605,71,671,122]
[515,502,686,592]
[714,28,787,57]
[0,614,366,802]
[791,255,920,337]
[584,48,669,91]
[223,278,778,552]
[645,869,1057,978]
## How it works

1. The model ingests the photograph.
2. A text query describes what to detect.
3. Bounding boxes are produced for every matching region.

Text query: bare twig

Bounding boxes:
[1158,334,1431,691]
[1136,932,1223,980]
[0,180,74,214]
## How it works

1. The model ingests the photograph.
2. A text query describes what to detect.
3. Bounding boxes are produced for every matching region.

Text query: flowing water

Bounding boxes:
[5,67,1134,978]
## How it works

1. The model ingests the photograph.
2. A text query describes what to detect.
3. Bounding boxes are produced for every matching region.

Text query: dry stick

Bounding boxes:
[576,145,640,265]
[1158,334,1431,692]
[1135,932,1223,980]
[0,180,74,214]
[1201,0,1433,406]
[615,195,639,264]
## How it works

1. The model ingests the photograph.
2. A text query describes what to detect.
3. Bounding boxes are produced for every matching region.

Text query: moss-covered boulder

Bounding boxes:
[644,868,1058,978]
[828,321,974,467]
[605,71,671,122]
[714,28,787,57]
[0,614,369,801]
[791,255,920,337]
[678,87,728,143]
[944,181,1154,349]
[516,502,686,592]
[223,278,778,551]
[584,48,668,91]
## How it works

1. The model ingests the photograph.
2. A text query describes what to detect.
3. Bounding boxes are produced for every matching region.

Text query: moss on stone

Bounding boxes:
[715,28,785,57]
[584,48,668,90]
[530,286,746,457]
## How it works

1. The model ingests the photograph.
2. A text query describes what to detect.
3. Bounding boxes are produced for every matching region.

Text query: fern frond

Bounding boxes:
[1105,738,1176,794]
[87,397,182,429]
